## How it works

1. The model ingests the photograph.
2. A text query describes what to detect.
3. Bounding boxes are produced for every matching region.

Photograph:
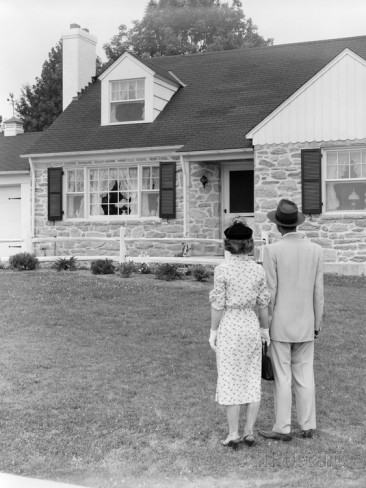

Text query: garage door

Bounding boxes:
[0,186,22,258]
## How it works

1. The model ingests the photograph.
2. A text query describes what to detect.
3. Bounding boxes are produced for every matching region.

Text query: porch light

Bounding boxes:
[200,175,208,188]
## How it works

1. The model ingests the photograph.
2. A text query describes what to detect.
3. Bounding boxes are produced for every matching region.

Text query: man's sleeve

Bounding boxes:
[313,248,324,329]
[263,245,277,326]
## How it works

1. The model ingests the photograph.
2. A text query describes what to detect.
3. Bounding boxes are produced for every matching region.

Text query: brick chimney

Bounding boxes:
[3,117,24,137]
[61,23,97,110]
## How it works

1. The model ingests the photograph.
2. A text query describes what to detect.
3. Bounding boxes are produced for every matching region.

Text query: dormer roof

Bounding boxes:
[26,35,366,156]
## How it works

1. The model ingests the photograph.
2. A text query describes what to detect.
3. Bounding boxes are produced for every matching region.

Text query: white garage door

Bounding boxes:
[0,186,23,258]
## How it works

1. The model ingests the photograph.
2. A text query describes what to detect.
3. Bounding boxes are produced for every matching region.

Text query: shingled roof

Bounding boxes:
[0,132,42,171]
[27,35,366,156]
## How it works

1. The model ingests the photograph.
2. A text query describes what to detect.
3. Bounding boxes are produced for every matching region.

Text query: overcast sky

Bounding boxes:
[1,0,366,120]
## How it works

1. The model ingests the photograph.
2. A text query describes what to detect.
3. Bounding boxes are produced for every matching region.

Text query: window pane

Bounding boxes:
[67,172,75,192]
[338,151,349,179]
[350,152,362,178]
[111,101,145,122]
[326,181,366,211]
[67,195,84,218]
[141,192,159,216]
[152,167,159,190]
[142,167,151,190]
[326,153,338,179]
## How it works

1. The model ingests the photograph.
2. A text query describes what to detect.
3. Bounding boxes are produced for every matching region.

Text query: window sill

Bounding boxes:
[64,216,162,223]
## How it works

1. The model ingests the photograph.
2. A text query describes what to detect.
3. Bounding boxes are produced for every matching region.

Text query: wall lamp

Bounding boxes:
[200,175,208,188]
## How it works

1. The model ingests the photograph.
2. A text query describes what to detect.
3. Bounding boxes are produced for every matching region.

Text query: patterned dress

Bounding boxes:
[209,255,270,405]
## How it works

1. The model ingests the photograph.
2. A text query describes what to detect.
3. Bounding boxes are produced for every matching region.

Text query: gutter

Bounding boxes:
[29,157,35,249]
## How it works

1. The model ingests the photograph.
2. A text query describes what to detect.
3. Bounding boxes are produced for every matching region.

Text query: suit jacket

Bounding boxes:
[263,233,324,342]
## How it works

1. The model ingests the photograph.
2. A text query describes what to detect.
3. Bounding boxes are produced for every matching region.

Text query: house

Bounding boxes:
[0,118,41,257]
[23,24,366,273]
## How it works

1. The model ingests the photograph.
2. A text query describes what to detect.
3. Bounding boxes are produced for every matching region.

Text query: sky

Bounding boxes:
[1,0,366,120]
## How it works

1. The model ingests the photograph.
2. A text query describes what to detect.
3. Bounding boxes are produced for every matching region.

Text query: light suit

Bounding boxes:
[263,233,324,434]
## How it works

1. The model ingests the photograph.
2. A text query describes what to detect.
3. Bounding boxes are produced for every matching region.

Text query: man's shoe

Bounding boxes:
[259,430,292,442]
[301,429,314,438]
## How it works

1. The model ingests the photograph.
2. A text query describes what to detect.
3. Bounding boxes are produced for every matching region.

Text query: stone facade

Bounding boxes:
[254,140,366,263]
[33,156,223,259]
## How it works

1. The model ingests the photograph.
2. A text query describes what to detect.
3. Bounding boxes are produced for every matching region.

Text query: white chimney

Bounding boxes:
[61,23,97,110]
[3,117,24,137]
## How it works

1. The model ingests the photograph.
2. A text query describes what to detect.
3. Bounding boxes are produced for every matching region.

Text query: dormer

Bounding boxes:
[98,52,182,126]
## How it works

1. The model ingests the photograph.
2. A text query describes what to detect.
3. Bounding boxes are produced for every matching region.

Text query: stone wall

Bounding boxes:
[254,140,366,263]
[33,156,223,258]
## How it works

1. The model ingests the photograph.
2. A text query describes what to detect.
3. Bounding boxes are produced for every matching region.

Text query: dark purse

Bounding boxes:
[261,341,274,381]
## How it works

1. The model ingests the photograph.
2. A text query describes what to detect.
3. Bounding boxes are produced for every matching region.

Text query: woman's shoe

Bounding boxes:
[243,434,255,447]
[221,438,242,450]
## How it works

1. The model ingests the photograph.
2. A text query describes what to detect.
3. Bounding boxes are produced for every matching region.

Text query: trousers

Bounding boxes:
[269,340,316,434]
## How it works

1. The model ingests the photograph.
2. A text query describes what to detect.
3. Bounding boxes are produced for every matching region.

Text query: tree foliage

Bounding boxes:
[103,0,273,61]
[16,42,63,132]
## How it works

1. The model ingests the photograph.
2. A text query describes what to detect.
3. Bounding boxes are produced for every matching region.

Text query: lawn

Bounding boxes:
[0,269,365,488]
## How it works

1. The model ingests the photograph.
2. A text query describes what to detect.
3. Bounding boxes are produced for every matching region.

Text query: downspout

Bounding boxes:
[180,155,189,237]
[29,157,35,253]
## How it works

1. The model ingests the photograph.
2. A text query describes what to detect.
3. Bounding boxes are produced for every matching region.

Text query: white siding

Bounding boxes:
[247,50,366,145]
[153,78,179,117]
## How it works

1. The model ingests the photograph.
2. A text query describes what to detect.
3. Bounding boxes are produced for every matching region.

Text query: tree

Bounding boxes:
[16,42,104,133]
[103,0,273,60]
[16,42,63,132]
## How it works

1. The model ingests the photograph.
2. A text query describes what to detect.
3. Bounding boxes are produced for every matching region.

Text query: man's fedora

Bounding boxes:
[267,199,305,227]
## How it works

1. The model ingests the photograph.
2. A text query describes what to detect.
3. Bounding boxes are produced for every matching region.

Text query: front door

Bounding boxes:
[222,162,254,229]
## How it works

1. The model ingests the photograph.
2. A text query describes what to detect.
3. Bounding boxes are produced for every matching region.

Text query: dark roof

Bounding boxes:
[27,35,366,156]
[0,132,42,171]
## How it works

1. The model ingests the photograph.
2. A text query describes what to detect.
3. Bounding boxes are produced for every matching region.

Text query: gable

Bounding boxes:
[246,49,366,145]
[99,52,180,125]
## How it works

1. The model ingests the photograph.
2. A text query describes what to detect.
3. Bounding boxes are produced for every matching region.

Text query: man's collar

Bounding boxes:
[282,232,304,239]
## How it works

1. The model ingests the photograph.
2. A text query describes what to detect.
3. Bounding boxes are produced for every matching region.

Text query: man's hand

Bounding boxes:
[209,330,217,352]
[260,328,270,345]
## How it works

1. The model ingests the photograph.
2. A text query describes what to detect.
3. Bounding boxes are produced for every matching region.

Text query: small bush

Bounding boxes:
[90,259,115,275]
[191,264,210,282]
[139,263,152,274]
[118,261,136,278]
[9,252,39,271]
[52,256,77,272]
[155,263,182,281]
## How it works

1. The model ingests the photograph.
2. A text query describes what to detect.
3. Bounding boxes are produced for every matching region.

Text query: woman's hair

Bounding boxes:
[224,237,254,255]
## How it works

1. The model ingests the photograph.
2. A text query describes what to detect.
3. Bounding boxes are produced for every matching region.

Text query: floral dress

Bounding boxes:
[209,255,270,405]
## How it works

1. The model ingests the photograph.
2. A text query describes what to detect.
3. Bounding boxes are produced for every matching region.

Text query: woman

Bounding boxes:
[209,222,270,448]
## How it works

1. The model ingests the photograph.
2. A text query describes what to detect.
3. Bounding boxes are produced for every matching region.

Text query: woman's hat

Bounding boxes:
[224,222,253,239]
[267,199,305,227]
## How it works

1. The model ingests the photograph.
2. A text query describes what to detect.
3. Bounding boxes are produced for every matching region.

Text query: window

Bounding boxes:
[110,79,145,123]
[65,165,159,219]
[324,148,366,212]
[66,169,84,218]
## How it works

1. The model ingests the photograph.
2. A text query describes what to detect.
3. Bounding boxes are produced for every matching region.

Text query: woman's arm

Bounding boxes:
[211,307,223,331]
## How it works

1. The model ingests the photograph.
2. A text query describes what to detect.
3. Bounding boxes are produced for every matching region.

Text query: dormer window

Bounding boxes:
[110,79,145,123]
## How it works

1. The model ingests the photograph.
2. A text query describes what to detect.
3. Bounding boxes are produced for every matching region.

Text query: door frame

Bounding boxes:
[221,161,254,232]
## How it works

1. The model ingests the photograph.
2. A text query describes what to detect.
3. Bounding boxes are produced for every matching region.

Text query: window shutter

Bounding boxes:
[159,162,176,219]
[48,168,63,221]
[301,149,322,214]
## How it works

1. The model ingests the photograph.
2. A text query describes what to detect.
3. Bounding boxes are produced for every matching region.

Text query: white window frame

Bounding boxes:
[64,164,160,221]
[109,78,145,124]
[322,147,366,213]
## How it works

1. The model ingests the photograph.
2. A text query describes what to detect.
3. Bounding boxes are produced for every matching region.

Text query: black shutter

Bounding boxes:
[159,162,176,219]
[48,168,63,221]
[301,149,322,214]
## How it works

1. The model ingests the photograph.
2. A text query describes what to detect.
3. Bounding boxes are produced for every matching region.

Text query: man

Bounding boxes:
[259,199,324,441]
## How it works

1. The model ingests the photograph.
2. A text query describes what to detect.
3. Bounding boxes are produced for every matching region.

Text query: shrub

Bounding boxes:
[139,263,152,274]
[191,264,210,282]
[155,263,182,281]
[90,259,115,275]
[9,252,39,271]
[52,256,77,272]
[118,261,136,278]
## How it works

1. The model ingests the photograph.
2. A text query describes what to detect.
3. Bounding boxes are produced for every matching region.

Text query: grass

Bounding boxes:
[0,269,365,488]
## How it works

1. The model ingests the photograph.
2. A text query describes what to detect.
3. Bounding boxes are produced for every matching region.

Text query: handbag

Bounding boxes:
[261,341,274,381]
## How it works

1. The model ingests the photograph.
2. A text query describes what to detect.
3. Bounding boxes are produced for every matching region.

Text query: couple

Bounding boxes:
[209,199,324,448]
